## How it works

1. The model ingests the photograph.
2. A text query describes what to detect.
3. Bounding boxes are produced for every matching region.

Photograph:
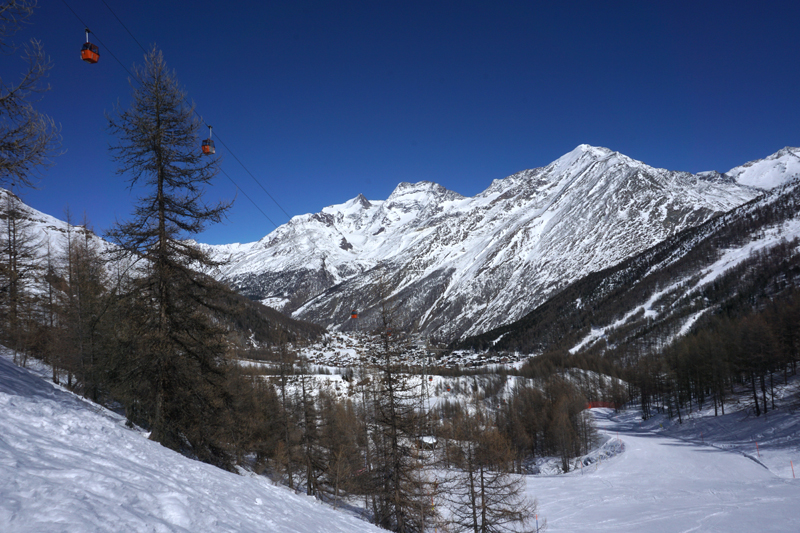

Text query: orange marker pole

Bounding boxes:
[756,442,760,458]
[792,460,796,479]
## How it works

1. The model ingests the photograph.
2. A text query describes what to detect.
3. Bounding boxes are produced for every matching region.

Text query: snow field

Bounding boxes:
[0,351,382,533]
[5,345,800,532]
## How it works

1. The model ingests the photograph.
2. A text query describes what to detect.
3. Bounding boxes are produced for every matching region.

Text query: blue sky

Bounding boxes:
[9,1,800,244]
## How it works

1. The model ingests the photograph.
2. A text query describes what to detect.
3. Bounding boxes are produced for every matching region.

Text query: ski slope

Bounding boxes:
[0,351,381,533]
[529,409,800,532]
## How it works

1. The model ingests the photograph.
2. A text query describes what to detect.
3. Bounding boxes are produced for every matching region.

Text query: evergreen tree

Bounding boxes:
[0,0,59,189]
[0,189,40,363]
[55,215,109,400]
[317,391,361,508]
[106,47,233,465]
[367,284,431,532]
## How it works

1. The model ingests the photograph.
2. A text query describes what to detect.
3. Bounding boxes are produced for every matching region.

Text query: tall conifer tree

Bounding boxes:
[106,47,233,464]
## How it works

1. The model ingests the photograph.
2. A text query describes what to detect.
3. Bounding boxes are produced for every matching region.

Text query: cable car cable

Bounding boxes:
[94,0,293,221]
[99,0,148,55]
[58,0,283,229]
[209,134,292,220]
[219,167,279,228]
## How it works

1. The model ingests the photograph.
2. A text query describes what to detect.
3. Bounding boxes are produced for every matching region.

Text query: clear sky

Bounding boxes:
[8,0,800,244]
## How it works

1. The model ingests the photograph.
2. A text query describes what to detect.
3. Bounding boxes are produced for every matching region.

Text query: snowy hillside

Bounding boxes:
[463,173,800,355]
[0,188,110,259]
[4,349,799,532]
[202,145,778,339]
[0,350,382,533]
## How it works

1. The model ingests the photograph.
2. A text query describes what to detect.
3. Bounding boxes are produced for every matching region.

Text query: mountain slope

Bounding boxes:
[0,187,324,346]
[0,350,380,533]
[459,174,800,356]
[204,145,768,339]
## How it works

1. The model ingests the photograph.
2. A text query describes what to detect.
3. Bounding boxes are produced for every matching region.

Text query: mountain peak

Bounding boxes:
[386,181,462,203]
[727,147,800,190]
[352,193,372,208]
[389,180,438,196]
[573,144,614,158]
[550,145,620,170]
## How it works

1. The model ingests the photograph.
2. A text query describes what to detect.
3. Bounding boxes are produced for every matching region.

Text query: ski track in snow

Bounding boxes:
[531,409,800,532]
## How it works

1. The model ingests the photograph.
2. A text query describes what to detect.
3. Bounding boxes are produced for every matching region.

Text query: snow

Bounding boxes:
[0,350,382,533]
[676,308,709,337]
[530,409,800,532]
[570,217,800,353]
[3,349,800,532]
[727,147,800,190]
[569,282,678,353]
[197,144,764,339]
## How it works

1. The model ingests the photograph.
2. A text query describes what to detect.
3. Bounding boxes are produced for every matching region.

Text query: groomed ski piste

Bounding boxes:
[2,348,799,532]
[532,407,800,532]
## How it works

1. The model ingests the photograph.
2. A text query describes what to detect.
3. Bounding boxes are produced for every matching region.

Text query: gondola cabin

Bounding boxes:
[351,309,358,319]
[81,29,99,63]
[202,125,215,155]
[81,42,99,63]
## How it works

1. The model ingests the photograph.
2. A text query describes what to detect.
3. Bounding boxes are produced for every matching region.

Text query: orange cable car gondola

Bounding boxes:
[81,28,99,64]
[202,125,215,155]
[351,309,358,319]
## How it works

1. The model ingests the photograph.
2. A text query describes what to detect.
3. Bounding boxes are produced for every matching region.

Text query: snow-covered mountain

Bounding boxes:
[725,147,800,190]
[203,145,799,339]
[461,170,800,356]
[0,188,109,258]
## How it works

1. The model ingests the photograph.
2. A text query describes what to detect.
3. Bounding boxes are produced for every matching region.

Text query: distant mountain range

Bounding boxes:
[7,145,799,343]
[199,145,800,340]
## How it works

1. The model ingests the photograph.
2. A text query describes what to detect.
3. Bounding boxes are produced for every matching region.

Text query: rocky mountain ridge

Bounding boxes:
[201,145,797,339]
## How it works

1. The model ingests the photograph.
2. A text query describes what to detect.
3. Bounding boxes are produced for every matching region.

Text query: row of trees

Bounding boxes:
[498,376,597,473]
[249,339,545,533]
[0,40,248,468]
[627,292,800,422]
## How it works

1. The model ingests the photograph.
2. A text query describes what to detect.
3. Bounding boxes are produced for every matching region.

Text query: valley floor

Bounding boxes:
[530,408,800,532]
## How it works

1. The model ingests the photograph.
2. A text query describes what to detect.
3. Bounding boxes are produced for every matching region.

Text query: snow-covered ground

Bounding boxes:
[3,349,799,532]
[0,350,382,533]
[531,408,800,532]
